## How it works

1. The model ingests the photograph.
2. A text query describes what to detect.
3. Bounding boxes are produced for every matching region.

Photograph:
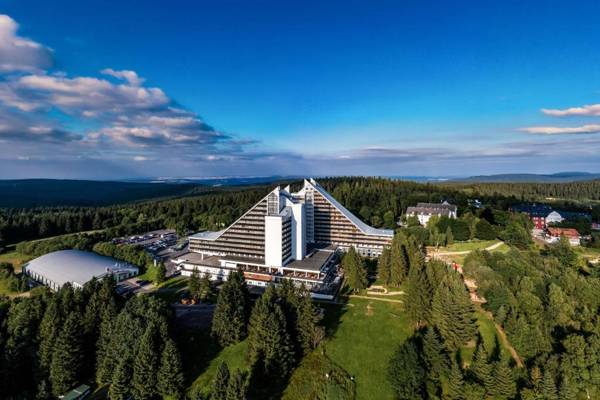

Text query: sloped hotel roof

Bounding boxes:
[306,179,394,237]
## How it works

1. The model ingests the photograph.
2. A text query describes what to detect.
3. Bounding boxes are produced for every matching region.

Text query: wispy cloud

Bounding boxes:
[521,101,600,136]
[519,124,600,135]
[542,103,600,117]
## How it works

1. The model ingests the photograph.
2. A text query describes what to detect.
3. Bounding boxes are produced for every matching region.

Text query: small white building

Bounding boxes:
[545,211,565,226]
[545,227,581,246]
[405,201,457,226]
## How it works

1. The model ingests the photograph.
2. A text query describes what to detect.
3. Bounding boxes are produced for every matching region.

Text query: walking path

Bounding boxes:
[430,241,504,257]
[348,294,404,303]
[479,307,524,368]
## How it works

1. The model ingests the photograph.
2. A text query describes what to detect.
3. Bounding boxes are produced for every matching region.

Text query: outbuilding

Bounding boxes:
[23,249,138,290]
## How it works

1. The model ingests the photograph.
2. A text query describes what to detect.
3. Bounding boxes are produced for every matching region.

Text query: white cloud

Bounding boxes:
[0,15,53,72]
[542,103,600,117]
[519,124,600,135]
[101,68,145,86]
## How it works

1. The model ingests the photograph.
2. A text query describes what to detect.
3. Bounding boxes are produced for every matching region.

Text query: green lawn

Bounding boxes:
[0,251,32,272]
[436,240,499,253]
[316,297,413,400]
[460,309,511,366]
[187,338,250,398]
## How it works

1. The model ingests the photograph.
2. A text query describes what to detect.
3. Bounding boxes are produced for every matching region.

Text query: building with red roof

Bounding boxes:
[545,227,581,246]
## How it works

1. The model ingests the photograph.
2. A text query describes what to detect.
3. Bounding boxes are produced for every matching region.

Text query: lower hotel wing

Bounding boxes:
[174,179,393,299]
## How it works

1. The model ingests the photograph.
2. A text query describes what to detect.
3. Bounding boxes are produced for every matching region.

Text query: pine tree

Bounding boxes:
[388,338,425,399]
[431,273,477,351]
[212,362,230,400]
[157,338,185,399]
[109,357,131,400]
[199,273,215,302]
[422,327,448,381]
[378,247,391,286]
[226,370,248,400]
[132,325,158,399]
[446,359,465,400]
[211,271,250,346]
[445,227,454,246]
[155,262,167,284]
[247,286,295,379]
[490,361,516,399]
[541,369,558,400]
[343,247,367,292]
[390,232,409,286]
[96,305,117,384]
[188,269,202,301]
[38,299,60,371]
[295,287,323,353]
[405,259,430,327]
[558,375,577,400]
[470,341,494,393]
[49,312,84,396]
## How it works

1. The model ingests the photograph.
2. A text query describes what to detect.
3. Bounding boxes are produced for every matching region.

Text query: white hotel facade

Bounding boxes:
[175,179,393,297]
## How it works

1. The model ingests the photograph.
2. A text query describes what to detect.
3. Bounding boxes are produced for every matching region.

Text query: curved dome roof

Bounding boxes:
[23,249,137,289]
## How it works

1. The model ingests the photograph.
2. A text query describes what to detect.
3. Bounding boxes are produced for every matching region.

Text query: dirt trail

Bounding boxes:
[479,307,524,368]
[431,241,504,257]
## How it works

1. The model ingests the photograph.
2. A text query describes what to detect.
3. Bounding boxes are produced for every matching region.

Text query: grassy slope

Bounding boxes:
[0,250,32,272]
[187,339,250,398]
[435,240,498,252]
[317,298,413,400]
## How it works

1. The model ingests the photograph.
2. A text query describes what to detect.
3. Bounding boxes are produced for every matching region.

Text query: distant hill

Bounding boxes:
[453,172,600,183]
[0,179,206,208]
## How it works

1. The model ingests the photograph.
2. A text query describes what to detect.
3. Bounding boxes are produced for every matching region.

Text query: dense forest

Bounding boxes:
[0,278,185,399]
[2,177,599,247]
[446,180,600,202]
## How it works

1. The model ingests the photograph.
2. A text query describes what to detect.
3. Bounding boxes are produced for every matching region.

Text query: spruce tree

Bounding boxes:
[431,273,477,351]
[247,286,295,379]
[422,327,448,381]
[155,262,167,284]
[132,325,158,399]
[295,287,322,353]
[343,247,367,292]
[405,259,430,327]
[470,341,494,393]
[446,359,465,400]
[199,273,215,302]
[211,271,250,346]
[49,312,84,396]
[445,227,454,246]
[109,357,131,400]
[96,305,117,384]
[212,361,230,400]
[388,338,425,399]
[490,361,516,399]
[157,338,185,399]
[38,299,60,371]
[558,376,577,400]
[226,370,248,400]
[378,247,391,286]
[188,269,202,301]
[390,232,409,286]
[541,369,558,400]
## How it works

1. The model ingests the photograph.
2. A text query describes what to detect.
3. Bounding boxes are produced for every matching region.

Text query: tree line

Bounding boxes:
[202,273,323,399]
[0,278,184,399]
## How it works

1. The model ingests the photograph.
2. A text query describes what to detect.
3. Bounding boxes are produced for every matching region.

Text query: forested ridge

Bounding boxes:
[446,179,600,201]
[2,177,599,247]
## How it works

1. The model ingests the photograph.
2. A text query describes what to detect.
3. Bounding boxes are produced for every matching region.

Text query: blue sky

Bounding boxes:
[1,0,600,179]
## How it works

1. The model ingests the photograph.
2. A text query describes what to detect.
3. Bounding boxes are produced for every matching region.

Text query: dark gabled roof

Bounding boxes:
[406,201,457,216]
[510,203,552,217]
